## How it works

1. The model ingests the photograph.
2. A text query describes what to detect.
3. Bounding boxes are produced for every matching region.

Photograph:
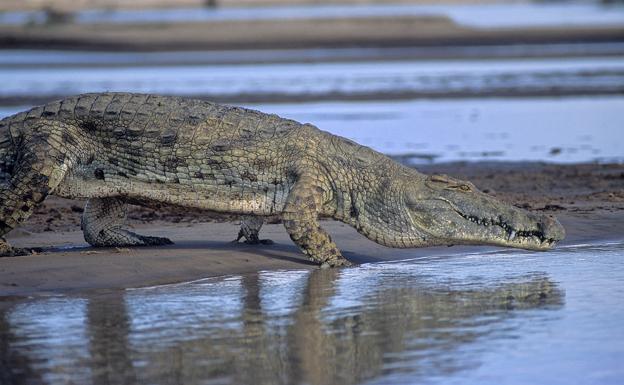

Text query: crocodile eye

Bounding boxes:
[446,184,472,192]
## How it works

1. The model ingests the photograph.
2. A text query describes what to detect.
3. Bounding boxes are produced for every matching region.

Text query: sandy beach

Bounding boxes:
[1,161,622,296]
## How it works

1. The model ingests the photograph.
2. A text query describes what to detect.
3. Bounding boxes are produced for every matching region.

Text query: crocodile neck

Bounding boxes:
[313,129,426,248]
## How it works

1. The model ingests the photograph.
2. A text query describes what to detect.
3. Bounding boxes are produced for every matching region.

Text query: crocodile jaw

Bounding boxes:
[403,174,566,250]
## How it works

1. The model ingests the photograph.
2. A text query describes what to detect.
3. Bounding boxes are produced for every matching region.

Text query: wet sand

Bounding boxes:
[1,162,622,296]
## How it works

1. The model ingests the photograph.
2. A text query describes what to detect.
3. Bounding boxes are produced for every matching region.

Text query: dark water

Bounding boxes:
[2,242,623,385]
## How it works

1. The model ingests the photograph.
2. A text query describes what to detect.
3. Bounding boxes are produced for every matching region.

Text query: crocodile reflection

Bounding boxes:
[1,268,563,385]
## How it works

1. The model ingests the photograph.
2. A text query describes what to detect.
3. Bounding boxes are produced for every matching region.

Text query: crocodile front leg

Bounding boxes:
[82,197,173,247]
[282,173,351,268]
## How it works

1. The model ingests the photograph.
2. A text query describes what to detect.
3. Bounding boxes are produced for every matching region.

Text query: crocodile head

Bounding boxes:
[403,174,565,250]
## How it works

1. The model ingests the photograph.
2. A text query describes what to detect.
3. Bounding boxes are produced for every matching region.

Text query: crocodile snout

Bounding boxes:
[541,215,566,244]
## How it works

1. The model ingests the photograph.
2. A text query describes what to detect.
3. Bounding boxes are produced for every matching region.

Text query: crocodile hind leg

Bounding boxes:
[233,215,274,245]
[282,174,351,268]
[0,170,56,256]
[0,129,71,256]
[82,197,173,247]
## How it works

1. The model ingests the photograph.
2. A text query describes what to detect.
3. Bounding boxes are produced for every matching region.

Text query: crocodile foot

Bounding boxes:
[320,258,353,269]
[134,235,174,246]
[232,237,274,245]
[86,231,174,248]
[0,243,43,258]
[247,238,274,245]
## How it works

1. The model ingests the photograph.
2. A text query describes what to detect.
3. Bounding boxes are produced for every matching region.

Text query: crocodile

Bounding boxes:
[0,92,565,266]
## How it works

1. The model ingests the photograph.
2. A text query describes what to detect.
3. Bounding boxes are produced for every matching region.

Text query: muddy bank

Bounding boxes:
[0,161,622,296]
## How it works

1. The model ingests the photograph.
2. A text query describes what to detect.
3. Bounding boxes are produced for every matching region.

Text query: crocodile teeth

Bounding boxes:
[508,230,517,241]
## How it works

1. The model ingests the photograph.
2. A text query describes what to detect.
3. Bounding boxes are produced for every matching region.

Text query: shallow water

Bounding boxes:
[1,241,623,385]
[2,95,622,164]
[2,3,623,28]
[251,96,624,163]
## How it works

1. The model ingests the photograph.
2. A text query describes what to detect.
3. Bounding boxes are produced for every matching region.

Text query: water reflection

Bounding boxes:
[0,306,43,384]
[1,297,91,384]
[87,293,136,385]
[0,265,563,385]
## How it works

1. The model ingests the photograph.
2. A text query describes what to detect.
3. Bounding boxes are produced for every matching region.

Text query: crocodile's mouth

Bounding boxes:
[454,209,560,249]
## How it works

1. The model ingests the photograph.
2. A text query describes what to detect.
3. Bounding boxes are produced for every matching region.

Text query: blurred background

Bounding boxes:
[0,0,622,164]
